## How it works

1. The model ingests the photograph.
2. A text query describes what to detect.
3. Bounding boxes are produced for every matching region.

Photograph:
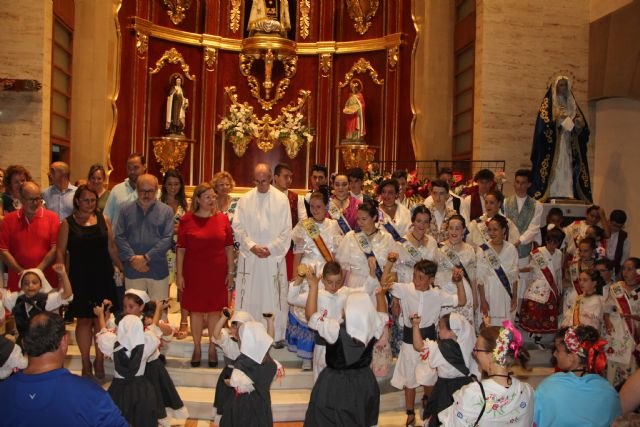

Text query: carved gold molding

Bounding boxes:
[387,46,399,69]
[299,0,311,39]
[204,47,217,71]
[131,17,401,55]
[239,50,298,111]
[163,0,191,25]
[136,32,148,58]
[230,0,242,33]
[151,137,193,173]
[339,58,384,88]
[319,53,332,77]
[345,0,380,35]
[149,48,195,80]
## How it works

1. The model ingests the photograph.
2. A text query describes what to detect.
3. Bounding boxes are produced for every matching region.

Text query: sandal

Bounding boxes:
[208,342,218,368]
[405,409,416,427]
[175,320,189,340]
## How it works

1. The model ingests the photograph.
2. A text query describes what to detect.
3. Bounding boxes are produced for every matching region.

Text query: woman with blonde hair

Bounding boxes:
[177,183,235,367]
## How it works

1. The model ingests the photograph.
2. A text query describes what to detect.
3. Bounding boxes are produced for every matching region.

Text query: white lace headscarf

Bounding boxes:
[344,292,385,345]
[20,268,52,294]
[551,75,577,121]
[239,321,274,363]
[114,315,145,357]
[448,312,476,368]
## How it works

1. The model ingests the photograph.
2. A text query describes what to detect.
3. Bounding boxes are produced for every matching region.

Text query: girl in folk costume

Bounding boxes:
[476,215,519,327]
[141,301,188,424]
[412,313,478,427]
[560,271,604,331]
[564,237,596,302]
[585,225,607,260]
[220,320,280,427]
[95,309,162,427]
[287,191,342,370]
[467,190,520,248]
[382,259,468,426]
[0,266,73,343]
[290,261,371,381]
[377,178,412,239]
[594,257,616,300]
[329,174,362,231]
[563,205,611,257]
[0,303,27,379]
[519,226,565,348]
[603,257,640,388]
[391,205,438,358]
[336,201,396,376]
[534,326,621,426]
[427,179,458,244]
[211,309,254,424]
[304,291,389,427]
[435,215,477,327]
[439,322,533,426]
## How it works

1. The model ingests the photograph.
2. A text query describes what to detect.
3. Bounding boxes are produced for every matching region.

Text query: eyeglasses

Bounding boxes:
[472,348,492,354]
[24,197,43,203]
[138,189,156,195]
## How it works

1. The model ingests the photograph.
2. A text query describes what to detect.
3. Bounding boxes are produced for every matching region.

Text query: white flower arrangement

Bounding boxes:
[216,103,259,139]
[273,111,313,145]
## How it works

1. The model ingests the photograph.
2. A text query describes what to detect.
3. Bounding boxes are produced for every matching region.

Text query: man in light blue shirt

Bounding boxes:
[41,161,76,221]
[103,153,146,228]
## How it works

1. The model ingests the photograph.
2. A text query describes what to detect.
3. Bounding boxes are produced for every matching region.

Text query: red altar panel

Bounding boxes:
[110,0,416,188]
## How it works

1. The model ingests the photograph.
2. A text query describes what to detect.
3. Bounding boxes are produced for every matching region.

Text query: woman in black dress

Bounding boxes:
[57,184,123,378]
[221,320,278,427]
[304,290,389,427]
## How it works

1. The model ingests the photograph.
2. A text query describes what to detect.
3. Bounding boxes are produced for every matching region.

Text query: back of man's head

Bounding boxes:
[22,312,66,357]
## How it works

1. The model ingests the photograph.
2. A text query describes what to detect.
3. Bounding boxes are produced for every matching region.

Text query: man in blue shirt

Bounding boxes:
[0,312,127,426]
[115,173,174,305]
[41,161,76,222]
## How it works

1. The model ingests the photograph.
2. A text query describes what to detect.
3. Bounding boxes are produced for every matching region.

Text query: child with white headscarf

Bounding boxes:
[0,265,73,343]
[412,312,478,427]
[95,304,162,427]
[220,320,278,427]
[304,290,389,427]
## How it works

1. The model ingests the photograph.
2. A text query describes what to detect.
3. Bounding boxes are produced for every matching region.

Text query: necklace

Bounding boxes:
[488,372,513,386]
[411,232,424,245]
[366,229,378,237]
[570,368,586,377]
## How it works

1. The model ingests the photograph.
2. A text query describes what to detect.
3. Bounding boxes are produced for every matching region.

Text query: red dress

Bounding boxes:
[177,212,233,312]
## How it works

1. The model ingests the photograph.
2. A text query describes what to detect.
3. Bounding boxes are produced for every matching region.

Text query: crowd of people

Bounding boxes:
[0,157,638,426]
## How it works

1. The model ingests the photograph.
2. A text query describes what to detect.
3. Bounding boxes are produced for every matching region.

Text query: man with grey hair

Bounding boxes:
[115,174,174,303]
[42,161,76,221]
[233,164,292,344]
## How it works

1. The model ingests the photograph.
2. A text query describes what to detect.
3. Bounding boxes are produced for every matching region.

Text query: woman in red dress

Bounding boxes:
[177,183,234,367]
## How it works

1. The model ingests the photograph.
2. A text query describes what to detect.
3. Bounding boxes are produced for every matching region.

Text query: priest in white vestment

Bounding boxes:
[233,164,292,342]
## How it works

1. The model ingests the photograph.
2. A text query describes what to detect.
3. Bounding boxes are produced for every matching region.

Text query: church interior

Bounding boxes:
[1,0,640,425]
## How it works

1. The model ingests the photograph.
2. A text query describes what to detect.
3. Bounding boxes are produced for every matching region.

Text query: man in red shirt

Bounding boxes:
[0,182,59,291]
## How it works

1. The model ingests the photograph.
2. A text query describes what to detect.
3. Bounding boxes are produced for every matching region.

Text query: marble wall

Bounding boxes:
[473,0,591,194]
[0,0,53,186]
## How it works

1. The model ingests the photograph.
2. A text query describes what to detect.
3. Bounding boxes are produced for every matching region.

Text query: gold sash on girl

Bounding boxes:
[440,244,471,284]
[569,261,583,295]
[475,217,491,243]
[572,295,582,326]
[401,239,423,263]
[327,202,352,235]
[301,218,334,263]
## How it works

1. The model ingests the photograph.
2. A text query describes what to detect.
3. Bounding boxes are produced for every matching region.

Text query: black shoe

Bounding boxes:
[208,359,219,368]
[272,340,285,349]
[158,354,166,365]
[405,409,416,426]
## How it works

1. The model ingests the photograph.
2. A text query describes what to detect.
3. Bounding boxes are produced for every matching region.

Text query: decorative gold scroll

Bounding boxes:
[230,0,242,33]
[162,0,192,26]
[149,48,195,80]
[339,58,384,88]
[387,46,399,69]
[204,47,217,71]
[345,0,380,35]
[136,32,148,58]
[300,0,311,39]
[319,53,332,77]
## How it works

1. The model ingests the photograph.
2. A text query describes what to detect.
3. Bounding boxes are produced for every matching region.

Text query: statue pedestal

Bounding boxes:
[340,142,377,170]
[541,199,588,225]
[150,135,194,173]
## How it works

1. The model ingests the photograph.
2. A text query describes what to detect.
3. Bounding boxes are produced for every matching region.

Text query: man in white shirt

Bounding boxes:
[304,164,328,217]
[347,167,366,202]
[103,153,146,229]
[503,169,542,311]
[424,167,461,213]
[233,164,292,344]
